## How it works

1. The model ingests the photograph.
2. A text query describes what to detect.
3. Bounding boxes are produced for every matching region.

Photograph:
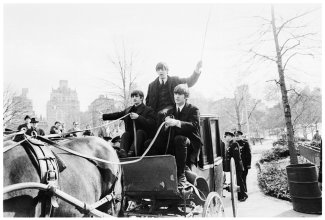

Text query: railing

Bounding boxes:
[297,144,321,166]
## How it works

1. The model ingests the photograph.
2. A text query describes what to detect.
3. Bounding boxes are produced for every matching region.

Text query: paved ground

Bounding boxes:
[221,139,321,217]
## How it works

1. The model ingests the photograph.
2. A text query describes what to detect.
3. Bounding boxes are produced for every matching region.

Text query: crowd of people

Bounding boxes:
[14,60,253,202]
[16,115,118,140]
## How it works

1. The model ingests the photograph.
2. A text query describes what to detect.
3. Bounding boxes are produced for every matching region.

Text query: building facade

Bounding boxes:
[88,95,115,126]
[46,80,80,129]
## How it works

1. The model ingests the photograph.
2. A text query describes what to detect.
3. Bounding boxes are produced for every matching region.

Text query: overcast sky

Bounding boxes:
[3,3,322,117]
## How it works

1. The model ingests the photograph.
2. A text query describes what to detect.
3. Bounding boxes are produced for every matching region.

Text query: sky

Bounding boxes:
[3,3,322,117]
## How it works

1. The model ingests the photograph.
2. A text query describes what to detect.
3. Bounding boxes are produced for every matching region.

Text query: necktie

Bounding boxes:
[177,107,181,118]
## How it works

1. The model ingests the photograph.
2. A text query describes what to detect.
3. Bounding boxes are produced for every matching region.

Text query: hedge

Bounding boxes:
[257,161,291,201]
[259,145,290,163]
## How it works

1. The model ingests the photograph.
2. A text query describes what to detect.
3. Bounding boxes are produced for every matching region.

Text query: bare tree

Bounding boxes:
[211,84,260,134]
[246,6,320,164]
[3,86,29,128]
[234,85,260,132]
[103,41,138,109]
[290,87,321,138]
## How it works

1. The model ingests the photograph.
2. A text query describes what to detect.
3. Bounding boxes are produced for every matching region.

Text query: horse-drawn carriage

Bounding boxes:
[3,115,239,217]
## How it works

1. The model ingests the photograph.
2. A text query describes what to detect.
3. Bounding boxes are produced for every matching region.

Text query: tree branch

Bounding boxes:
[249,49,276,62]
[283,52,314,70]
[276,8,319,36]
[281,40,300,57]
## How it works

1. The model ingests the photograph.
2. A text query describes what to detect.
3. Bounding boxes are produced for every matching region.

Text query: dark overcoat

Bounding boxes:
[221,140,244,172]
[145,72,200,112]
[237,139,252,170]
[165,103,202,164]
[17,123,29,131]
[102,103,156,138]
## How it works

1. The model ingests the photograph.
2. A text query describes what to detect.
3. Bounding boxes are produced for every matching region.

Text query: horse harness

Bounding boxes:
[35,135,121,216]
[22,136,61,217]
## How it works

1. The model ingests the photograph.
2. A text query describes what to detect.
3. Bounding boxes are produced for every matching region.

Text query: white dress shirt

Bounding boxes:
[175,103,186,128]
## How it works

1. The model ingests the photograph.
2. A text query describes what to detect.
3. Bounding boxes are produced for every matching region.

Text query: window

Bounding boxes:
[210,120,217,158]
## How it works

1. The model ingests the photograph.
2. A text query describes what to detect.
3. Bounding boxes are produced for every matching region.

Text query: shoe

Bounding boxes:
[239,196,248,202]
[177,174,188,188]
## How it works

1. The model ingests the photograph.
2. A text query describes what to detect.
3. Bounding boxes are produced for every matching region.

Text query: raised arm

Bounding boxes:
[177,61,202,87]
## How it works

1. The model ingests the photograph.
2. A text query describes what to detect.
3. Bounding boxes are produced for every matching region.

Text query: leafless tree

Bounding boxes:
[212,84,260,134]
[247,5,320,164]
[3,85,29,128]
[103,41,138,109]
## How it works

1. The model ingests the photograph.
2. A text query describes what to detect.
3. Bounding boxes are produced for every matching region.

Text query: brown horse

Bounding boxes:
[3,136,123,217]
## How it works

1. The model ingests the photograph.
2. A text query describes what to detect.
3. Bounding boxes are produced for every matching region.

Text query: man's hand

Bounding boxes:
[130,112,139,120]
[195,60,202,73]
[165,117,179,127]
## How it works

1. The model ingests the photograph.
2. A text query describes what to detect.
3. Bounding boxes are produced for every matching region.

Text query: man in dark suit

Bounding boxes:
[50,121,62,134]
[235,131,252,195]
[156,84,202,187]
[17,115,32,132]
[26,118,45,136]
[145,61,202,125]
[102,90,156,158]
[223,131,248,201]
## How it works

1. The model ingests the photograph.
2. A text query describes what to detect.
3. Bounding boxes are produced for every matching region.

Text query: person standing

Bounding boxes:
[17,115,32,132]
[145,61,202,125]
[83,124,94,136]
[50,121,62,134]
[26,118,45,136]
[98,121,112,140]
[102,90,156,157]
[235,131,252,195]
[313,130,322,145]
[68,121,82,137]
[223,131,248,201]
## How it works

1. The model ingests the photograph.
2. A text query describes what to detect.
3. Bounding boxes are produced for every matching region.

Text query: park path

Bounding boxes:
[222,139,321,217]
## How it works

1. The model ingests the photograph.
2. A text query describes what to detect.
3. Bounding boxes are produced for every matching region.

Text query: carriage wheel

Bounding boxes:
[202,192,225,217]
[230,158,239,217]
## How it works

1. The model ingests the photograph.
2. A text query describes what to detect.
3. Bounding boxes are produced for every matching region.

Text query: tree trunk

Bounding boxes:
[271,6,298,164]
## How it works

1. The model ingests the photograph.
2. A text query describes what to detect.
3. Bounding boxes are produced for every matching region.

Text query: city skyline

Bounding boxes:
[6,80,118,132]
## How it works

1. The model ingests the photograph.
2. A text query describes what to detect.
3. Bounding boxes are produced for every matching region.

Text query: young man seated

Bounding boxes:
[159,84,202,187]
[102,90,156,157]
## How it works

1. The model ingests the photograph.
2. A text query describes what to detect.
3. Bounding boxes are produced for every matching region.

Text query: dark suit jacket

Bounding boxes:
[26,127,45,136]
[102,103,156,138]
[222,140,244,172]
[237,139,252,170]
[165,103,202,164]
[145,72,200,112]
[17,123,30,131]
[50,126,61,134]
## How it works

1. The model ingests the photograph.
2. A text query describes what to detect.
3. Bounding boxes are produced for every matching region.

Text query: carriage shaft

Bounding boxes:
[3,182,112,218]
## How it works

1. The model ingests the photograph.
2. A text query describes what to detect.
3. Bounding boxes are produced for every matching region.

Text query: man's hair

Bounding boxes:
[54,121,61,125]
[156,62,169,71]
[174,84,189,98]
[131,90,144,99]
